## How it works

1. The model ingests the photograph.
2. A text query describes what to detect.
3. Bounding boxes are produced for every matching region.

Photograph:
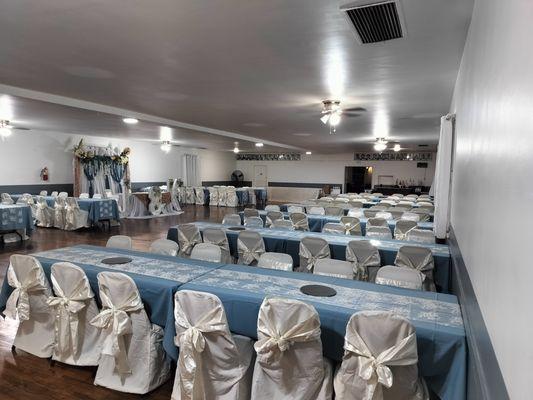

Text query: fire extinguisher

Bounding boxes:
[40,167,49,181]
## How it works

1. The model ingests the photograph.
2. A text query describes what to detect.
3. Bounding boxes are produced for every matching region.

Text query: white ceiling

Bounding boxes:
[0,0,473,153]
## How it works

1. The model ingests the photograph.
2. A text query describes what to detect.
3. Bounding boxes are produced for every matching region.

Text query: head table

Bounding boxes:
[168,222,452,293]
[0,244,465,400]
[10,195,119,223]
[239,210,434,235]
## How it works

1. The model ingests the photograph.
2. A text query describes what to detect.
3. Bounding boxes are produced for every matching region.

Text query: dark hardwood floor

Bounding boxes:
[0,205,243,400]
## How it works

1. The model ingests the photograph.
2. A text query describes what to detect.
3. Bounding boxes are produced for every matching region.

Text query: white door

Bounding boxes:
[253,165,267,187]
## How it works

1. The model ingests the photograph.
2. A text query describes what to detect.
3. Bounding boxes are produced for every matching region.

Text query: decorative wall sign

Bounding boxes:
[354,152,433,161]
[236,153,301,161]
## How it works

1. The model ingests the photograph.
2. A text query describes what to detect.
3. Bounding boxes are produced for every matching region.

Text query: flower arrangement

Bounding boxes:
[73,139,130,165]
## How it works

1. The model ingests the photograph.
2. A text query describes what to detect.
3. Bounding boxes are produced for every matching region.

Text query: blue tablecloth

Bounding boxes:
[168,222,451,293]
[239,210,434,235]
[11,195,119,223]
[254,188,267,203]
[0,245,224,360]
[203,188,210,205]
[0,204,34,234]
[180,264,466,400]
[235,189,249,205]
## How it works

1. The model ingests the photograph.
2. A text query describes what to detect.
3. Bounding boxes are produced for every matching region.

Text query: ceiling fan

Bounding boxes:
[0,119,30,138]
[319,100,366,134]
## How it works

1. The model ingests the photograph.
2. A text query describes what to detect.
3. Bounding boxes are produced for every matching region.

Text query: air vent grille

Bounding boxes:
[344,1,403,44]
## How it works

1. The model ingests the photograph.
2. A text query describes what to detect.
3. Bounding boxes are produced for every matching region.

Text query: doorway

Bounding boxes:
[345,166,372,193]
[253,165,267,187]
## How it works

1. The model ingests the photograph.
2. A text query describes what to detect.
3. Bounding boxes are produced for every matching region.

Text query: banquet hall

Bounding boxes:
[0,0,528,399]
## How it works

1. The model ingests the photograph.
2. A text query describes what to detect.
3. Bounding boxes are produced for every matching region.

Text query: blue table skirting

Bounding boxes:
[0,204,34,233]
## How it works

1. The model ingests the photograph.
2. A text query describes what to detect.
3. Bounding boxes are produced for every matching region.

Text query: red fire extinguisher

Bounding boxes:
[40,167,49,181]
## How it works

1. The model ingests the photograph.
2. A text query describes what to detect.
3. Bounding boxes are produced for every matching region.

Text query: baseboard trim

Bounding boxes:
[449,227,509,400]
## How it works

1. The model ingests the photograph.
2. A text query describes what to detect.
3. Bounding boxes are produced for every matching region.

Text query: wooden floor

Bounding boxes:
[0,204,242,400]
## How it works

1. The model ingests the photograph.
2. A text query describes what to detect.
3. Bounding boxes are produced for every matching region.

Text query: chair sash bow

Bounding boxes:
[90,291,143,375]
[237,238,264,264]
[178,230,201,255]
[299,242,329,271]
[344,330,417,400]
[174,303,228,400]
[5,266,46,321]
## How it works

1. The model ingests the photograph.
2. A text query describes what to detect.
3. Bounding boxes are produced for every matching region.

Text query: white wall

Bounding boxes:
[0,130,235,185]
[236,153,435,189]
[450,0,533,397]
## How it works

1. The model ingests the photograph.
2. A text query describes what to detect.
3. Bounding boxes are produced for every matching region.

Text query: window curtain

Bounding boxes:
[183,154,199,186]
[433,114,455,239]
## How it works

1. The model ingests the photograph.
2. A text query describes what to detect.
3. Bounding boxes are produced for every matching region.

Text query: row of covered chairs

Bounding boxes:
[4,253,428,398]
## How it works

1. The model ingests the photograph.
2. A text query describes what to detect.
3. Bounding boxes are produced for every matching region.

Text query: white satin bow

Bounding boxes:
[174,303,228,400]
[5,265,46,321]
[178,230,200,255]
[344,329,418,400]
[237,238,264,264]
[90,290,143,375]
[299,242,329,271]
[46,275,91,357]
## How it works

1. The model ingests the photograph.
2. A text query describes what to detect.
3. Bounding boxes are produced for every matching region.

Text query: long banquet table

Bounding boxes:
[181,264,465,400]
[239,210,434,235]
[10,195,119,223]
[0,244,465,400]
[167,222,451,293]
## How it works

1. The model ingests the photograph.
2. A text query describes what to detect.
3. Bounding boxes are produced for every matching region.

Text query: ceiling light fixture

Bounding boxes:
[306,151,312,155]
[233,142,240,154]
[393,143,401,152]
[160,141,171,153]
[123,117,138,124]
[0,120,13,138]
[320,100,343,134]
[373,138,388,152]
[255,142,264,148]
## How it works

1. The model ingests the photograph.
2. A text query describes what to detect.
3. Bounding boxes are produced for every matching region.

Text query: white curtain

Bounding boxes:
[433,114,455,239]
[183,154,199,187]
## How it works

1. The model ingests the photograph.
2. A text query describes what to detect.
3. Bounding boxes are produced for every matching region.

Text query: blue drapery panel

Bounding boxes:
[82,160,100,197]
[110,161,125,192]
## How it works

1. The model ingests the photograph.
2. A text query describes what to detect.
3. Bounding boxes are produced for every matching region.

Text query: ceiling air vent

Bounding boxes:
[341,1,406,44]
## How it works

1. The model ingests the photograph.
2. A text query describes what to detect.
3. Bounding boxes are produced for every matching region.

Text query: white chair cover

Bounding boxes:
[58,192,68,198]
[287,205,304,213]
[36,195,55,227]
[333,311,428,400]
[412,210,430,222]
[265,204,281,212]
[1,193,14,205]
[314,258,353,279]
[322,222,345,235]
[367,218,388,228]
[5,255,55,357]
[251,297,333,400]
[243,208,260,218]
[349,201,365,209]
[258,252,293,271]
[237,231,265,265]
[150,238,179,256]
[53,196,67,229]
[47,262,102,365]
[203,228,232,264]
[39,190,48,196]
[290,212,309,231]
[375,266,424,291]
[366,226,393,239]
[172,291,254,400]
[226,188,239,207]
[106,235,132,250]
[299,237,330,272]
[401,212,420,222]
[271,219,294,230]
[222,213,242,226]
[395,246,435,291]
[346,240,381,282]
[91,272,170,393]
[406,229,435,244]
[265,211,283,227]
[394,220,418,241]
[185,187,195,205]
[195,187,205,205]
[244,216,264,228]
[177,224,202,257]
[79,193,90,199]
[363,209,378,219]
[50,191,59,197]
[340,216,362,236]
[191,243,222,263]
[375,212,393,220]
[325,206,343,217]
[308,206,325,215]
[217,187,227,207]
[92,193,102,199]
[64,197,89,230]
[347,208,364,218]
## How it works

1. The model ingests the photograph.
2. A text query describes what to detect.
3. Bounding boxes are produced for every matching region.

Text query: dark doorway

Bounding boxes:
[345,166,372,193]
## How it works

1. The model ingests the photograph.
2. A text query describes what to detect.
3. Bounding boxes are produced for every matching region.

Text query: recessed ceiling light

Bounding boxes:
[255,142,264,147]
[306,151,312,155]
[393,144,401,152]
[160,141,171,153]
[233,142,240,153]
[123,117,138,124]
